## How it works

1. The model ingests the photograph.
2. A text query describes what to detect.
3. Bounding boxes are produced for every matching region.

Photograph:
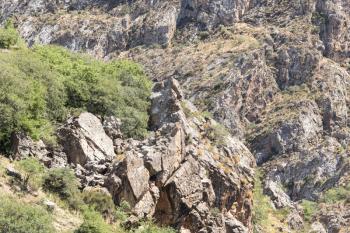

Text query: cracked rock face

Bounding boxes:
[105,78,255,233]
[0,0,252,58]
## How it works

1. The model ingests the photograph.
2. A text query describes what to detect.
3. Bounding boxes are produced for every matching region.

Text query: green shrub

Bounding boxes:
[0,49,65,150]
[301,200,317,222]
[134,221,176,233]
[115,200,131,222]
[43,168,83,209]
[82,189,116,219]
[75,208,115,233]
[0,195,55,233]
[15,158,45,191]
[206,123,229,146]
[33,45,152,139]
[321,184,350,204]
[0,21,19,49]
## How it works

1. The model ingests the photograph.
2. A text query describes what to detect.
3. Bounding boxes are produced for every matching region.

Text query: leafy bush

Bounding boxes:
[82,189,116,219]
[134,221,176,233]
[0,21,19,49]
[15,157,45,191]
[75,208,115,233]
[43,168,83,209]
[301,200,317,222]
[321,184,350,204]
[0,39,151,151]
[33,45,152,139]
[0,195,55,233]
[115,200,131,222]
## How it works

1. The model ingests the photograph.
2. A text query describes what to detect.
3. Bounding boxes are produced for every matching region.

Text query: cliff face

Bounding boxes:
[0,0,253,58]
[1,0,350,232]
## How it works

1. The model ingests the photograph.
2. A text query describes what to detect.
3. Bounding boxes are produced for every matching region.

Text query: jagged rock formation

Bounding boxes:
[11,79,255,233]
[0,0,253,58]
[106,78,255,232]
[2,0,350,232]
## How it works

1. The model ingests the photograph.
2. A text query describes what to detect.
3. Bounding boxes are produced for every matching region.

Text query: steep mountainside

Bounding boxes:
[1,0,350,233]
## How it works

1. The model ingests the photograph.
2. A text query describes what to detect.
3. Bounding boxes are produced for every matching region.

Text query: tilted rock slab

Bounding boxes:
[58,112,115,166]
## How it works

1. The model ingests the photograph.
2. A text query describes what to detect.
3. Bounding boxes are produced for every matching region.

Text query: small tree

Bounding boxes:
[43,168,83,209]
[82,189,116,219]
[0,20,19,49]
[74,208,115,233]
[15,157,45,191]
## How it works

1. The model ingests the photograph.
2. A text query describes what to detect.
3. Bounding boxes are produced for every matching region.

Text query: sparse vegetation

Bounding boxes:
[134,221,176,233]
[321,183,350,204]
[247,84,314,142]
[198,31,210,40]
[253,171,272,225]
[206,123,229,146]
[253,170,291,232]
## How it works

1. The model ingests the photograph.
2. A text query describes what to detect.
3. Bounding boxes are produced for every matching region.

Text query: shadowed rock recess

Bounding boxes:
[1,0,350,232]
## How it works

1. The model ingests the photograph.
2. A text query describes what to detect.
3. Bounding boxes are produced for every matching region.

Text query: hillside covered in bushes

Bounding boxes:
[0,22,152,151]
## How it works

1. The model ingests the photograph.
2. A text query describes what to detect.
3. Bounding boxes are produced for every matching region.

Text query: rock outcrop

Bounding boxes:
[8,78,255,232]
[57,112,115,166]
[0,0,254,57]
[10,132,67,168]
[106,78,255,232]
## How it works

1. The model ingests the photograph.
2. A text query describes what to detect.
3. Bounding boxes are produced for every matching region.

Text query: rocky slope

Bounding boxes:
[1,0,350,232]
[10,78,255,233]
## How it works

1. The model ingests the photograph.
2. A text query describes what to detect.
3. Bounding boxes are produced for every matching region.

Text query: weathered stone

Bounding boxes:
[103,116,123,140]
[43,200,56,212]
[10,132,49,160]
[309,222,326,233]
[104,78,255,232]
[6,165,22,180]
[264,179,293,208]
[286,211,304,230]
[58,112,114,166]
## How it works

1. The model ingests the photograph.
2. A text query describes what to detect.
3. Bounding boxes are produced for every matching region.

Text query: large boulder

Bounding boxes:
[58,112,115,166]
